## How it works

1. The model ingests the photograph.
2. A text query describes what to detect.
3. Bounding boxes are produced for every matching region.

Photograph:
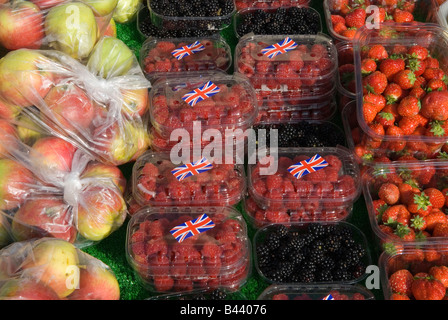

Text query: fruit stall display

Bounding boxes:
[0,0,448,301]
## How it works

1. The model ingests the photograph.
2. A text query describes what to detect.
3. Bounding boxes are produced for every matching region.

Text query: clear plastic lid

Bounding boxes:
[131,150,246,207]
[336,41,356,99]
[363,160,448,249]
[258,283,375,300]
[354,23,448,144]
[126,206,251,292]
[140,35,232,81]
[147,0,235,31]
[247,146,361,210]
[147,287,247,300]
[235,33,337,84]
[253,222,372,285]
[234,6,322,38]
[235,0,311,11]
[149,72,258,139]
[379,244,448,300]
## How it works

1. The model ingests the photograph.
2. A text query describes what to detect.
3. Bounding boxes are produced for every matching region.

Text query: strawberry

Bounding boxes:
[367,44,389,61]
[407,58,426,77]
[379,58,406,81]
[421,90,448,121]
[330,0,349,12]
[423,68,445,81]
[423,188,445,209]
[410,214,427,231]
[397,95,421,117]
[394,223,416,241]
[382,204,410,226]
[378,182,400,205]
[375,111,395,127]
[393,8,414,23]
[390,293,410,300]
[398,180,420,204]
[333,22,348,35]
[366,123,385,149]
[341,28,358,39]
[426,79,447,92]
[393,69,417,90]
[363,71,388,95]
[361,58,377,75]
[363,93,386,112]
[383,83,403,104]
[408,86,426,100]
[398,115,420,135]
[363,101,378,123]
[372,199,388,221]
[433,222,448,237]
[407,45,429,60]
[331,14,346,25]
[424,57,439,69]
[429,266,448,288]
[411,276,446,300]
[345,7,367,28]
[389,269,414,296]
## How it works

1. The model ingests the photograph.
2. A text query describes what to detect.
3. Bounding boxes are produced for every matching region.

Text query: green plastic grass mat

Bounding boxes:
[82,1,384,300]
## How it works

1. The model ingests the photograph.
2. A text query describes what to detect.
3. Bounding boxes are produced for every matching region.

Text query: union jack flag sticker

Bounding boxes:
[261,37,298,59]
[170,214,215,243]
[171,157,213,181]
[287,154,329,180]
[322,294,334,300]
[181,81,221,107]
[171,41,206,60]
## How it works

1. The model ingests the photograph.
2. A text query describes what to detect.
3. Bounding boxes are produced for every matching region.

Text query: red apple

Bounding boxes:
[67,261,120,300]
[0,97,20,120]
[30,137,77,176]
[44,83,95,132]
[0,159,36,211]
[81,162,126,193]
[0,278,60,300]
[30,0,67,9]
[0,49,54,107]
[0,118,18,157]
[11,197,77,243]
[76,185,127,241]
[121,88,149,118]
[0,1,44,50]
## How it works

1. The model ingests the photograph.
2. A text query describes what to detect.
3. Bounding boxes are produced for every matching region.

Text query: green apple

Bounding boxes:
[87,36,134,79]
[80,0,117,17]
[44,2,98,60]
[21,238,80,298]
[113,0,141,24]
[16,113,45,146]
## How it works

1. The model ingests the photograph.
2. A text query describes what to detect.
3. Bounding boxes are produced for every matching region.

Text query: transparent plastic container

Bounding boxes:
[354,23,448,155]
[131,150,246,207]
[336,41,356,105]
[147,287,247,300]
[234,5,322,38]
[244,195,353,229]
[324,0,438,43]
[235,0,311,11]
[147,0,235,32]
[379,244,448,300]
[140,35,232,81]
[258,283,375,300]
[234,33,337,89]
[252,119,347,148]
[363,160,448,252]
[253,222,372,285]
[126,206,251,293]
[247,146,361,213]
[149,72,258,139]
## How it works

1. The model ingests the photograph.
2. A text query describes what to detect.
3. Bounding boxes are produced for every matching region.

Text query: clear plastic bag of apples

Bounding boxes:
[0,35,151,166]
[0,0,119,60]
[0,237,120,300]
[0,117,128,247]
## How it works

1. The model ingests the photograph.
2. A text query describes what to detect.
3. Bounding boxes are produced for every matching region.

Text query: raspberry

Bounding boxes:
[282,179,294,194]
[153,276,174,292]
[130,230,145,243]
[156,41,176,53]
[265,209,290,223]
[265,174,284,190]
[173,279,193,292]
[167,181,190,200]
[146,220,166,239]
[256,61,273,74]
[215,230,236,247]
[131,242,145,256]
[323,167,340,182]
[154,59,172,72]
[201,242,223,258]
[204,257,222,277]
[324,155,343,171]
[313,181,334,198]
[142,163,159,178]
[294,180,314,197]
[305,169,327,182]
[145,239,168,256]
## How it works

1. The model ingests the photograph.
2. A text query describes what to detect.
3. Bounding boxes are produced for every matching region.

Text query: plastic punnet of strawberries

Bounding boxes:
[382,247,448,300]
[364,161,448,245]
[354,24,448,161]
[325,0,434,41]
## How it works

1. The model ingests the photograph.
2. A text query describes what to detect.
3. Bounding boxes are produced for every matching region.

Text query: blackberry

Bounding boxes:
[256,243,271,258]
[307,223,328,239]
[289,249,305,267]
[287,234,306,251]
[301,233,315,246]
[264,232,281,250]
[323,234,341,254]
[350,261,367,279]
[297,268,315,283]
[277,244,291,262]
[303,135,325,148]
[210,289,227,300]
[300,260,317,275]
[332,268,352,281]
[192,294,207,300]
[273,224,289,240]
[315,269,334,282]
[220,0,234,15]
[308,248,325,265]
[318,256,336,272]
